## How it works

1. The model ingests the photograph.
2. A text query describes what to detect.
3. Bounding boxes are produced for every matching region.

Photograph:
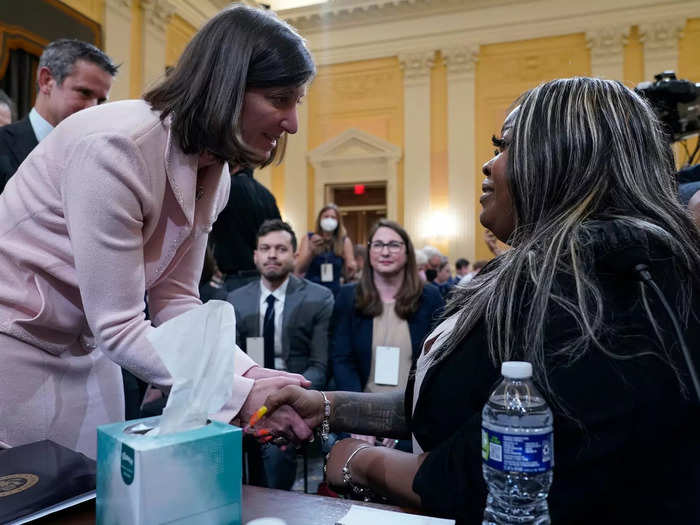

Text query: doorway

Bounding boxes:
[328,183,387,246]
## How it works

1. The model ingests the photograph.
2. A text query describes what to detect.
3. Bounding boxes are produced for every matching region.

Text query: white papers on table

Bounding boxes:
[336,505,455,525]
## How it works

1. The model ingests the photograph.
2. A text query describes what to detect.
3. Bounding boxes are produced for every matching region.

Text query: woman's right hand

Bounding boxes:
[310,233,325,250]
[255,385,326,439]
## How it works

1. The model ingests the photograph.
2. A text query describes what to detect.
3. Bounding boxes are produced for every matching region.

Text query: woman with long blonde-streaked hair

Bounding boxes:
[253,78,700,524]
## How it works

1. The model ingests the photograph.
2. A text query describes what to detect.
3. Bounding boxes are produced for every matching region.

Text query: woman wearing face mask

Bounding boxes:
[295,203,357,296]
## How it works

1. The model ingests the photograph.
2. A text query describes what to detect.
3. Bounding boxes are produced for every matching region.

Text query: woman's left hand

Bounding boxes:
[326,438,373,488]
[243,365,311,387]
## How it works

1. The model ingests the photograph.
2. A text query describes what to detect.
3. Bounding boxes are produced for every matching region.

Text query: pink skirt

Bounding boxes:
[0,333,124,458]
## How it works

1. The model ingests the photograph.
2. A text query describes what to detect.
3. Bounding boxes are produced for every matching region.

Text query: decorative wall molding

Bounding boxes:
[142,0,177,33]
[308,127,402,167]
[308,128,402,223]
[105,0,132,10]
[586,25,630,60]
[586,24,629,79]
[442,45,479,76]
[290,0,700,67]
[283,0,517,32]
[639,18,685,50]
[639,17,686,80]
[398,50,435,82]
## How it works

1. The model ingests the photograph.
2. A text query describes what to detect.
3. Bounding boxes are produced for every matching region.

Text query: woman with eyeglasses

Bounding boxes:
[330,219,443,449]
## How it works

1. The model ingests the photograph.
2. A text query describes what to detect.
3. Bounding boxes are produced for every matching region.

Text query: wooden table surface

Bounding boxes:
[39,485,421,524]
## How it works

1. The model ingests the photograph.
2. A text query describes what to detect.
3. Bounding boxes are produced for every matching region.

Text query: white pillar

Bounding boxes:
[443,45,478,263]
[398,50,434,248]
[141,0,175,92]
[586,25,629,80]
[104,0,133,101]
[639,18,685,80]
[284,100,309,235]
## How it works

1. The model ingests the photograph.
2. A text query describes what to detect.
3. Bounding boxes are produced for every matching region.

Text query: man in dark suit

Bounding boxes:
[227,219,333,489]
[0,39,117,193]
[211,166,282,292]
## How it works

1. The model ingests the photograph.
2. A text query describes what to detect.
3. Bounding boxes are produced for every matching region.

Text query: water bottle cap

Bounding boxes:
[501,361,533,379]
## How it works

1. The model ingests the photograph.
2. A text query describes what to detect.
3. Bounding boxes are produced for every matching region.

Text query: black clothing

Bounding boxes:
[678,164,700,205]
[0,117,38,193]
[409,222,700,524]
[211,167,281,287]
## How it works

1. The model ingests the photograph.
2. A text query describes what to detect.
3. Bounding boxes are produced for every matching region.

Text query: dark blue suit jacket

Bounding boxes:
[330,282,444,392]
[0,117,38,194]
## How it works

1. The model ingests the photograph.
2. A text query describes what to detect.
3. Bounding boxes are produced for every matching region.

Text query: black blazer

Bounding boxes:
[331,282,444,392]
[0,117,38,194]
[211,168,281,274]
[408,224,700,524]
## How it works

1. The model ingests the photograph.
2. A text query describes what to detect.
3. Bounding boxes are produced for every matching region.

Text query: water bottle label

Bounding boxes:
[481,426,553,473]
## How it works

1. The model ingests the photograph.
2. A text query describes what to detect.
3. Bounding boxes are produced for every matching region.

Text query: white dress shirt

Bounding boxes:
[28,108,54,143]
[259,277,289,370]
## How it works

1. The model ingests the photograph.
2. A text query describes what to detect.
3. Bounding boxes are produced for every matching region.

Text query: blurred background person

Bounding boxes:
[0,89,16,126]
[228,219,333,490]
[0,39,117,194]
[454,258,471,282]
[415,248,428,282]
[347,243,367,283]
[433,257,458,299]
[421,245,443,271]
[211,166,282,293]
[331,219,443,451]
[295,203,356,296]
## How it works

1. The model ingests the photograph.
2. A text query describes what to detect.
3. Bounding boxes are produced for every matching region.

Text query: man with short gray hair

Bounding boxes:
[0,39,117,193]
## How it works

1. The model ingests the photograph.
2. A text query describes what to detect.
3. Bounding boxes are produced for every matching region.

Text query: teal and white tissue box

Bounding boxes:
[96,416,241,525]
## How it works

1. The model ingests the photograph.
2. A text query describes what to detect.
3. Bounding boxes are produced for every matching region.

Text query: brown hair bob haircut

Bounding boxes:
[143,4,315,168]
[355,219,424,319]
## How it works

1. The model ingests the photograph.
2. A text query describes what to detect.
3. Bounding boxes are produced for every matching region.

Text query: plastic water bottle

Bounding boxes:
[481,361,553,524]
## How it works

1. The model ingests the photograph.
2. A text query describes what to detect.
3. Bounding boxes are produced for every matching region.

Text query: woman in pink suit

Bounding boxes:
[0,5,315,458]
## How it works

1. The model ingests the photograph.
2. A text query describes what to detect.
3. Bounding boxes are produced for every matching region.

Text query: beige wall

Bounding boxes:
[473,33,592,260]
[306,57,405,229]
[59,1,700,262]
[61,0,197,100]
[285,1,700,262]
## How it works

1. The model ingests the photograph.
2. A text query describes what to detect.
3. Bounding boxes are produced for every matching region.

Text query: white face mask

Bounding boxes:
[320,217,338,232]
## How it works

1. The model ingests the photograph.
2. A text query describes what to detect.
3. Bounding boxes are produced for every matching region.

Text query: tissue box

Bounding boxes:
[96,416,241,525]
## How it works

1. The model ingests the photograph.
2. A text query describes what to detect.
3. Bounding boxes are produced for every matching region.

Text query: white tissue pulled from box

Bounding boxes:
[145,300,237,436]
[336,505,455,525]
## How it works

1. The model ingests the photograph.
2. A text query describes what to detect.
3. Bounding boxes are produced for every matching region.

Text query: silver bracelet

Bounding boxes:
[342,444,373,500]
[319,391,331,442]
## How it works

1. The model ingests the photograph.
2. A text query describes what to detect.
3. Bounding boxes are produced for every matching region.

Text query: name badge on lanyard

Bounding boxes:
[321,263,334,282]
[246,337,265,366]
[374,346,400,386]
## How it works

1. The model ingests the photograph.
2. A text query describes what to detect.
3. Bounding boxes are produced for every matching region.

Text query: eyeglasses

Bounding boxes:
[369,241,405,253]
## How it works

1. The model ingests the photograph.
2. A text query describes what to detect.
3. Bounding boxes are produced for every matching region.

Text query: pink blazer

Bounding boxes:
[0,100,255,432]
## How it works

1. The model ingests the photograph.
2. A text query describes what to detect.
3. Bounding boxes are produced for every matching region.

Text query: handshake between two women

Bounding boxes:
[242,384,424,507]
